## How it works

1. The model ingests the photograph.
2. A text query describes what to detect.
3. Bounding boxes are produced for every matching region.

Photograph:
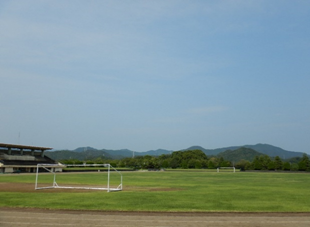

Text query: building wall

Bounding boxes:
[4,167,13,173]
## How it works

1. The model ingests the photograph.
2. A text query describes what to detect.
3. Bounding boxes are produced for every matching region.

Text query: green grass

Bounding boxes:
[1,170,310,212]
[63,167,131,171]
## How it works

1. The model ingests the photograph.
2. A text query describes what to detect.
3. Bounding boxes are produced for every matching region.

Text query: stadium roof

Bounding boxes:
[0,143,52,151]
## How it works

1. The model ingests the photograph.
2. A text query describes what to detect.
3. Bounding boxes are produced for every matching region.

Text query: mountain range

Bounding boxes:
[183,144,305,159]
[46,143,307,162]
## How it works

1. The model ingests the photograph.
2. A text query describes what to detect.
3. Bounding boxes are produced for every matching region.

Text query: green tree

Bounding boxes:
[188,159,196,168]
[142,156,159,169]
[208,160,216,169]
[252,156,262,170]
[61,159,83,165]
[282,162,291,171]
[201,160,208,169]
[291,163,299,171]
[170,158,179,169]
[169,149,208,169]
[267,161,275,170]
[161,159,170,168]
[218,157,224,167]
[298,154,310,171]
[274,156,283,170]
[195,160,202,169]
[85,160,94,164]
[181,160,188,169]
[236,159,250,171]
[259,155,271,170]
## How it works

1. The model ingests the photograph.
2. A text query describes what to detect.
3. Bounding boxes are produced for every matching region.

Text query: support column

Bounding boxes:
[41,149,45,157]
[20,148,24,155]
[8,147,11,155]
[31,149,35,156]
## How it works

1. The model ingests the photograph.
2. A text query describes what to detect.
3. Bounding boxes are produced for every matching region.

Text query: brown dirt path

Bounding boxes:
[1,207,310,227]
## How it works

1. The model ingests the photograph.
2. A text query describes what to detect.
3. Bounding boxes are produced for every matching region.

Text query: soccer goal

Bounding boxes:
[35,163,122,192]
[217,167,236,173]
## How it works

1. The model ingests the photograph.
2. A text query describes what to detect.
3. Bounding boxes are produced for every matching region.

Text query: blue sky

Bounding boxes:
[1,1,309,153]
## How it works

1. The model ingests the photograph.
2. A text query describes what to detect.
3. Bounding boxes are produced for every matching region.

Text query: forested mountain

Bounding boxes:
[46,149,112,161]
[217,147,264,163]
[184,144,305,158]
[47,148,172,161]
[57,149,310,172]
[46,144,306,162]
[73,146,97,152]
[103,149,134,159]
[138,149,172,156]
[244,144,305,159]
[183,146,240,155]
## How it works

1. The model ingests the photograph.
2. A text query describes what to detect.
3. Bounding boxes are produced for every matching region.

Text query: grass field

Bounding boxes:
[1,170,310,212]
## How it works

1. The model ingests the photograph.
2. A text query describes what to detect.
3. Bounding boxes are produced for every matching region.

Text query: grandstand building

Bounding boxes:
[0,143,59,173]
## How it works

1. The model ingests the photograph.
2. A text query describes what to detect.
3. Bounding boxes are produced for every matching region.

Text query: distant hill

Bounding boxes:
[217,147,264,163]
[73,146,97,152]
[243,144,305,159]
[138,149,172,156]
[45,149,112,161]
[98,148,172,159]
[183,146,240,155]
[184,144,305,159]
[103,149,135,159]
[46,144,305,161]
[79,148,172,159]
[46,148,172,161]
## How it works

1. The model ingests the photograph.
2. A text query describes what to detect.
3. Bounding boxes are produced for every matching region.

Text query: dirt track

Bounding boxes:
[1,208,310,227]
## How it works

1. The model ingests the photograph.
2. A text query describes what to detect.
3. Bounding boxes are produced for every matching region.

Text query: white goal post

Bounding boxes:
[217,167,236,173]
[35,163,122,192]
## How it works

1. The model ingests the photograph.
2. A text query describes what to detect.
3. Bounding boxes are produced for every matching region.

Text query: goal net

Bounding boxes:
[217,167,236,173]
[35,163,122,192]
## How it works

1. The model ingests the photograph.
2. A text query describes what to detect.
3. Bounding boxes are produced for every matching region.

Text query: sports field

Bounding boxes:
[1,170,310,212]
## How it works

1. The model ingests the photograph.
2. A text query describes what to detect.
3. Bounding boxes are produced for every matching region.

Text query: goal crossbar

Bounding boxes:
[35,163,122,192]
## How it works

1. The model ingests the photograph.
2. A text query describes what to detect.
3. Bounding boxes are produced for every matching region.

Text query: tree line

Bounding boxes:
[61,149,310,171]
